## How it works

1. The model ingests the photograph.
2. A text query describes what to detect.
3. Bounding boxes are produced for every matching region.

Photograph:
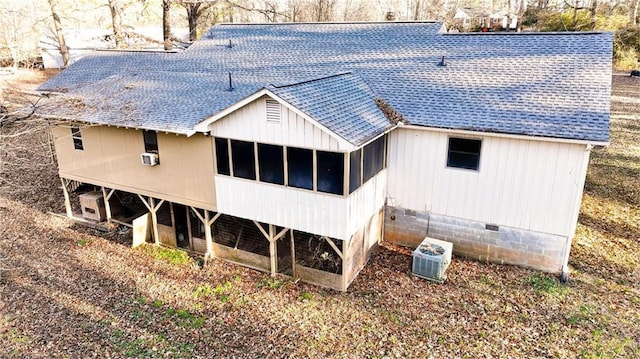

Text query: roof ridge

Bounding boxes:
[270,72,354,89]
[444,31,607,36]
[217,21,441,26]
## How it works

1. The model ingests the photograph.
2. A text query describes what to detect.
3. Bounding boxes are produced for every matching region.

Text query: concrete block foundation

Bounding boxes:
[384,206,567,273]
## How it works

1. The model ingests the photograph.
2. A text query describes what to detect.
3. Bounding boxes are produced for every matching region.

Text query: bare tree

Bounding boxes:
[175,1,219,41]
[0,81,54,199]
[516,0,526,31]
[48,0,70,67]
[0,3,39,70]
[590,0,597,29]
[230,0,287,22]
[163,0,172,50]
[308,0,336,21]
[286,0,304,21]
[107,0,125,47]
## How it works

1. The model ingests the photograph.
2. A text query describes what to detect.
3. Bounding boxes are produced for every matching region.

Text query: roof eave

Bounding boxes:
[401,124,609,146]
[37,113,195,136]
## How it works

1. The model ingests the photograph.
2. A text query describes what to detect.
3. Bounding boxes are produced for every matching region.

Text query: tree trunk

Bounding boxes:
[507,0,512,30]
[47,0,69,67]
[590,0,597,30]
[633,0,639,25]
[187,3,200,41]
[413,0,421,20]
[163,0,172,50]
[517,0,525,31]
[108,0,124,48]
[572,0,579,28]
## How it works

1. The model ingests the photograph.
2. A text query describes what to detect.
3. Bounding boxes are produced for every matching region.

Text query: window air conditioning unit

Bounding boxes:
[140,153,159,166]
[412,237,453,283]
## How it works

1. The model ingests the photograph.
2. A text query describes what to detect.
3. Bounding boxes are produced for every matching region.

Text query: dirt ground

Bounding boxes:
[0,71,638,358]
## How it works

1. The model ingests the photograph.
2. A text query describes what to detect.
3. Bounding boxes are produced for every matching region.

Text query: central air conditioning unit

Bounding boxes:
[140,153,159,166]
[412,237,453,283]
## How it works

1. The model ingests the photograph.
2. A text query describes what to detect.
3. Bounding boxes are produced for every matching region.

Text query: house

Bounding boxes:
[34,22,613,290]
[489,10,517,30]
[452,8,490,31]
[453,9,517,31]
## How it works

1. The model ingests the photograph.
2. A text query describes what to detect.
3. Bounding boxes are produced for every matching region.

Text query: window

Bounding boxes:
[215,137,230,175]
[265,99,281,123]
[317,151,344,195]
[231,140,256,180]
[363,136,385,182]
[143,130,158,153]
[71,126,83,150]
[447,137,481,170]
[287,147,313,190]
[258,143,284,185]
[349,150,361,194]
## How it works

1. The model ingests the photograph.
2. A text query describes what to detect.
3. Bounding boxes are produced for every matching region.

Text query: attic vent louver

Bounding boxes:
[266,99,281,123]
[438,56,447,67]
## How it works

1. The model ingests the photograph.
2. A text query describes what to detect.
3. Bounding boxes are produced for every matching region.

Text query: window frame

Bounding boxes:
[287,146,314,190]
[257,143,285,185]
[214,137,231,176]
[349,149,362,194]
[143,130,159,154]
[230,139,257,180]
[316,150,345,195]
[212,137,351,197]
[446,137,482,171]
[70,125,83,151]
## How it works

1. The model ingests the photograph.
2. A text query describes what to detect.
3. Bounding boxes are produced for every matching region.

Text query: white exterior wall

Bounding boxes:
[387,128,591,237]
[210,96,345,151]
[211,96,386,241]
[215,168,385,241]
[347,170,387,237]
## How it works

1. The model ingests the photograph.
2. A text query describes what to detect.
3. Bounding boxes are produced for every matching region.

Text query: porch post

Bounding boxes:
[204,210,213,263]
[60,178,73,218]
[101,187,115,226]
[269,224,277,277]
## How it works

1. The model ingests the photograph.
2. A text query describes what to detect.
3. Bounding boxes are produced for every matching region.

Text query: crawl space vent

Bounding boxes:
[266,99,281,123]
[412,237,453,283]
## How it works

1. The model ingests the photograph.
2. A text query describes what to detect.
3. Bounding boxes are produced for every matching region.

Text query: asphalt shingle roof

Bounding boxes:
[268,73,391,145]
[36,22,612,144]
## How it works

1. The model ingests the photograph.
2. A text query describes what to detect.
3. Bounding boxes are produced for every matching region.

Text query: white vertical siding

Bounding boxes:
[210,96,343,151]
[214,170,387,242]
[387,128,590,237]
[347,170,387,236]
[215,176,349,240]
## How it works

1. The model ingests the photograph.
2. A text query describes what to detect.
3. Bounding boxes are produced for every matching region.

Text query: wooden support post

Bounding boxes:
[186,209,193,252]
[101,187,115,226]
[138,194,164,246]
[341,238,349,292]
[149,198,160,246]
[253,220,269,240]
[269,224,277,277]
[60,178,73,218]
[190,207,221,264]
[290,230,296,278]
[273,227,289,241]
[324,237,343,259]
[204,210,213,263]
